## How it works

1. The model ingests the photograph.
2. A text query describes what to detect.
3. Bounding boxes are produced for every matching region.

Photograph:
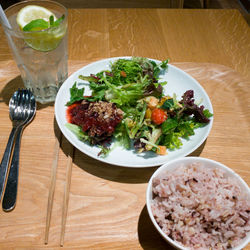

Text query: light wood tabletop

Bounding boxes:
[0,8,249,249]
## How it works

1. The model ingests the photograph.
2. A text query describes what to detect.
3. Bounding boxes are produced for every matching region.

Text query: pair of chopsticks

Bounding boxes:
[44,133,73,246]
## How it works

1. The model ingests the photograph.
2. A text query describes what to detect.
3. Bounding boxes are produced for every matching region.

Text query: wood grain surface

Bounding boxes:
[0,9,249,78]
[65,9,249,79]
[0,8,249,250]
[0,60,249,249]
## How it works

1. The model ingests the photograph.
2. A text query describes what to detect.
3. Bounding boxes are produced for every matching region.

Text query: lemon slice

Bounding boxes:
[16,5,55,29]
[16,5,66,52]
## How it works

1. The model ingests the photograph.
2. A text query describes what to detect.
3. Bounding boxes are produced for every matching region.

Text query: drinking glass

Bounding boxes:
[1,0,68,104]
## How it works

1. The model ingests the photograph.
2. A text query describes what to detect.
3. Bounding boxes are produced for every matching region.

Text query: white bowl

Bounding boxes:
[146,157,250,250]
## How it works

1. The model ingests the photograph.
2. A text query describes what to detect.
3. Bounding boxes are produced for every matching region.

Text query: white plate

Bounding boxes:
[55,57,213,167]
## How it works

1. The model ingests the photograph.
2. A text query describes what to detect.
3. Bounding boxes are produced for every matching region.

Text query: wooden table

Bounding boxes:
[0,9,249,249]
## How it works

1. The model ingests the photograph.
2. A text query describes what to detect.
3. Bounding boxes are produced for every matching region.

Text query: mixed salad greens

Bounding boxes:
[66,57,212,156]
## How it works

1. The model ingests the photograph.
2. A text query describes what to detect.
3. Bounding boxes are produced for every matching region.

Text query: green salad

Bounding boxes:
[66,57,212,156]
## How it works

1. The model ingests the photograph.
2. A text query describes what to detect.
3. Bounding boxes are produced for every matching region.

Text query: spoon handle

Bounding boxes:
[2,126,23,211]
[0,127,17,203]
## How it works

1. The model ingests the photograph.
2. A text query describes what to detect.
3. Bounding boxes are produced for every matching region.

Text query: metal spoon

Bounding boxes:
[0,89,36,205]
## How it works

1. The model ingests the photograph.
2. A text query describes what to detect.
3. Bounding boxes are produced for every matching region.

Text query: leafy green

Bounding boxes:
[180,90,211,123]
[66,82,85,106]
[49,15,54,26]
[160,113,198,149]
[97,146,111,157]
[110,59,142,84]
[160,132,183,150]
[65,123,89,141]
[65,57,212,156]
[126,101,147,139]
[23,19,49,31]
[74,57,169,106]
[203,109,213,118]
[177,120,195,138]
[23,14,65,31]
[66,123,112,157]
[79,75,99,83]
[162,118,178,133]
[114,123,131,149]
[162,98,174,110]
[140,126,162,151]
[152,59,169,79]
[159,59,169,69]
[105,83,143,106]
[52,15,65,27]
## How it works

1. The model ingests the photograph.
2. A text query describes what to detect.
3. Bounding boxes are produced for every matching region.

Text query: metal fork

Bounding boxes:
[0,89,36,204]
[2,90,36,211]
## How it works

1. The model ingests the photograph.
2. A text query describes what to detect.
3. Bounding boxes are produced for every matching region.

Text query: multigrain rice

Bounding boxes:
[151,162,250,249]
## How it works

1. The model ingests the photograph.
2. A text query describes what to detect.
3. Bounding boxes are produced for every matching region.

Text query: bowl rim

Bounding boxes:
[146,156,250,250]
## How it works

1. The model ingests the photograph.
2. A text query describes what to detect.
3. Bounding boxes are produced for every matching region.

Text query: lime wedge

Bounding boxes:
[16,5,66,52]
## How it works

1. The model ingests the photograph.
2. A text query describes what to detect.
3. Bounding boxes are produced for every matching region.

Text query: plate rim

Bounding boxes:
[55,56,214,168]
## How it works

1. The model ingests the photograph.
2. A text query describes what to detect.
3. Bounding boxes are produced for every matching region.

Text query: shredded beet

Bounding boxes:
[68,100,123,144]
